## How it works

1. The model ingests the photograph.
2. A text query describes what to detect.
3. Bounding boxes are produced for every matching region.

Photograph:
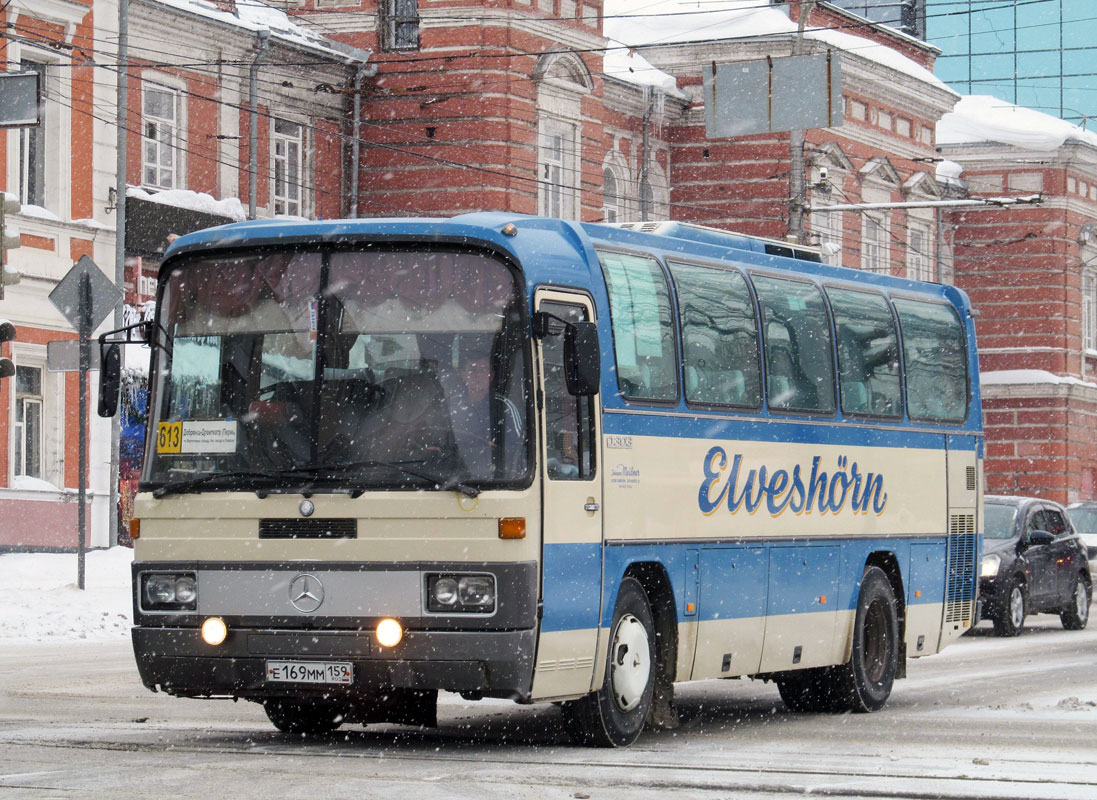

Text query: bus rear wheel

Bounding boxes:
[263,698,345,735]
[830,566,899,713]
[562,577,655,747]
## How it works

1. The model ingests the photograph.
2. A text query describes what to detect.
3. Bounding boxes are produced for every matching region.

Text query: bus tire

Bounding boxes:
[562,577,655,747]
[831,566,899,713]
[263,698,345,735]
[776,667,838,713]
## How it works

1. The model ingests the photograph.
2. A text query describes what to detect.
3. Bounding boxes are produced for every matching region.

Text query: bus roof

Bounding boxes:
[162,212,973,313]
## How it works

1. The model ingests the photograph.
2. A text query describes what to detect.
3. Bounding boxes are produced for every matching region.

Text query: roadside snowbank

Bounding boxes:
[0,547,134,644]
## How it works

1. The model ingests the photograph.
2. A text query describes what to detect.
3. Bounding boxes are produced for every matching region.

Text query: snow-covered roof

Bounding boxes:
[143,0,357,60]
[126,186,247,222]
[603,40,687,98]
[602,0,952,93]
[938,95,1097,151]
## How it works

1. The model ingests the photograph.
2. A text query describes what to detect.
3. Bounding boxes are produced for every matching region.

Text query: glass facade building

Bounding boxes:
[827,0,925,38]
[926,0,1097,125]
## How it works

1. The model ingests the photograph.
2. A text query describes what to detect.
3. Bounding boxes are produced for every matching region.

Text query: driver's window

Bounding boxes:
[540,300,595,481]
[1044,509,1068,536]
[1026,511,1044,536]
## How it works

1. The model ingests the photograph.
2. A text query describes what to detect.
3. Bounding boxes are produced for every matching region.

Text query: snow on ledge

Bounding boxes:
[981,369,1097,389]
[11,476,63,492]
[604,41,687,98]
[126,187,247,222]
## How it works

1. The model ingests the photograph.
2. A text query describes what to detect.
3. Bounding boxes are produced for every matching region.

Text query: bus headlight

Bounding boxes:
[142,572,198,611]
[426,574,495,613]
[980,554,1000,579]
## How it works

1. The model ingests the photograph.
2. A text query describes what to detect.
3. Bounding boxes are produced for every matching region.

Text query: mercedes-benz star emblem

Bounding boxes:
[288,574,324,613]
[299,499,315,517]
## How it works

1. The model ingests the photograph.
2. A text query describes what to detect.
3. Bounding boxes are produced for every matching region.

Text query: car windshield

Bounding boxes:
[145,247,530,493]
[1067,506,1097,534]
[984,503,1018,539]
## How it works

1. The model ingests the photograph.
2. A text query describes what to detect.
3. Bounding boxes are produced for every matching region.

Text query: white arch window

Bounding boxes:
[602,166,626,223]
[535,53,592,220]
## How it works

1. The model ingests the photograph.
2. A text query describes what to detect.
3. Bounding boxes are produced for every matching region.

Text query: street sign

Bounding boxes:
[47,339,102,372]
[48,255,122,332]
[0,72,41,127]
[702,52,843,138]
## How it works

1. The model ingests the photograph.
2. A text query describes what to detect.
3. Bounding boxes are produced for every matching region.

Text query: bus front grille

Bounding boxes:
[259,518,357,539]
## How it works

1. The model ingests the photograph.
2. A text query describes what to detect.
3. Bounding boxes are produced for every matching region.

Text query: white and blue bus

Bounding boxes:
[100,213,981,747]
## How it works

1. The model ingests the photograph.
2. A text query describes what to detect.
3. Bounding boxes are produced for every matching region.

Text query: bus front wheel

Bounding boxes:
[831,566,899,713]
[563,577,655,747]
[263,698,345,735]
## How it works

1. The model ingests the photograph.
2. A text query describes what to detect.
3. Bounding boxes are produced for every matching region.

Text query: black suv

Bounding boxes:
[978,496,1091,636]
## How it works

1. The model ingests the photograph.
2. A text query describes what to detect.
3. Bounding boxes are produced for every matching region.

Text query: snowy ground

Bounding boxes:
[0,547,134,643]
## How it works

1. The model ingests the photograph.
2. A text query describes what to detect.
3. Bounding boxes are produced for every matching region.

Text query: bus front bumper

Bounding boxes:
[132,626,536,702]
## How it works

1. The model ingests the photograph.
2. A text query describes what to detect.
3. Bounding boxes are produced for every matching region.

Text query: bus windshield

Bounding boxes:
[145,247,530,494]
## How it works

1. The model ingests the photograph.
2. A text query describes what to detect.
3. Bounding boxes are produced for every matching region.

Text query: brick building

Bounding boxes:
[939,96,1097,503]
[0,0,363,549]
[10,0,1051,548]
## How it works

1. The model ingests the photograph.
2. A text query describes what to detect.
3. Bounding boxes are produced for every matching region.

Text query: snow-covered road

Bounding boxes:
[1,549,1095,798]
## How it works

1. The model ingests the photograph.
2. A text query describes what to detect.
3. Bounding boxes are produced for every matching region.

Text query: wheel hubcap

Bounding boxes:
[1075,583,1089,621]
[609,614,651,712]
[1009,587,1025,628]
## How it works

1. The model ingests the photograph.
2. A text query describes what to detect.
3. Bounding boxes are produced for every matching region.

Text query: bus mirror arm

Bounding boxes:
[96,320,165,419]
[531,312,601,396]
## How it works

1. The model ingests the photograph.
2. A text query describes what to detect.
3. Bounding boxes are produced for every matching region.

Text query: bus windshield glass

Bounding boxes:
[146,247,530,493]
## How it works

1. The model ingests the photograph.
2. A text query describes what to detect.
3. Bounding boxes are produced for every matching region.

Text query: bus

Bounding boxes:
[99,213,981,747]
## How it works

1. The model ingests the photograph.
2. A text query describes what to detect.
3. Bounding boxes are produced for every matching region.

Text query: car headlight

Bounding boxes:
[141,572,198,611]
[426,574,495,613]
[980,553,1001,578]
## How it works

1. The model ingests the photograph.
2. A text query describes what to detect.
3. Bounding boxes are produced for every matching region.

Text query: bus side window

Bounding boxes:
[598,250,678,403]
[825,286,902,418]
[540,301,596,481]
[668,261,762,408]
[893,298,968,423]
[752,275,836,414]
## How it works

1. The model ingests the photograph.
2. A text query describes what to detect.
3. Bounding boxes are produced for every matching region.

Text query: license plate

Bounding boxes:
[265,661,354,685]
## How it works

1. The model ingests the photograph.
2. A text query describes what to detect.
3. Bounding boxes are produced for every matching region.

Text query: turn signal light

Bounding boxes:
[498,517,526,539]
[129,518,141,540]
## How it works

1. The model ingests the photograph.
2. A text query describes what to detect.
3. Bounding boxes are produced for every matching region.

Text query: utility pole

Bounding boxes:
[112,0,130,547]
[787,0,816,244]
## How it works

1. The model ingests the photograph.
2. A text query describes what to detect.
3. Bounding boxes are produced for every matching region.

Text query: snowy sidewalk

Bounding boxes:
[0,547,134,643]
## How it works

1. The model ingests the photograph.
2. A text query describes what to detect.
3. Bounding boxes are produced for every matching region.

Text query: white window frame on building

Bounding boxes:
[272,117,305,217]
[602,163,626,223]
[539,119,577,219]
[381,0,420,51]
[8,345,64,487]
[811,201,841,256]
[13,364,43,480]
[6,40,67,217]
[861,213,889,274]
[16,59,47,208]
[142,80,183,190]
[1084,269,1097,353]
[907,219,933,282]
[534,53,592,222]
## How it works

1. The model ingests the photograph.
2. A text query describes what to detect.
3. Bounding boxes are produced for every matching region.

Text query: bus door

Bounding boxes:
[530,290,604,700]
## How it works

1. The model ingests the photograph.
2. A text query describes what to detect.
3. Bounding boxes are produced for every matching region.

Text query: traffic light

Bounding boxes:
[0,318,14,380]
[1,193,22,302]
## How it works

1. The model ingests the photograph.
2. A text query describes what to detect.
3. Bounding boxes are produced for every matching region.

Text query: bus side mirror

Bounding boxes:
[98,343,121,417]
[564,321,600,396]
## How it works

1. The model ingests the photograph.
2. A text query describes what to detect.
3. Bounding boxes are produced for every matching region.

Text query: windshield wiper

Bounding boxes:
[150,460,480,500]
[150,469,291,498]
[285,460,481,499]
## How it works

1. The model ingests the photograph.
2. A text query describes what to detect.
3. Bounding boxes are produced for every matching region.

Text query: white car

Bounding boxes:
[1066,502,1097,576]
